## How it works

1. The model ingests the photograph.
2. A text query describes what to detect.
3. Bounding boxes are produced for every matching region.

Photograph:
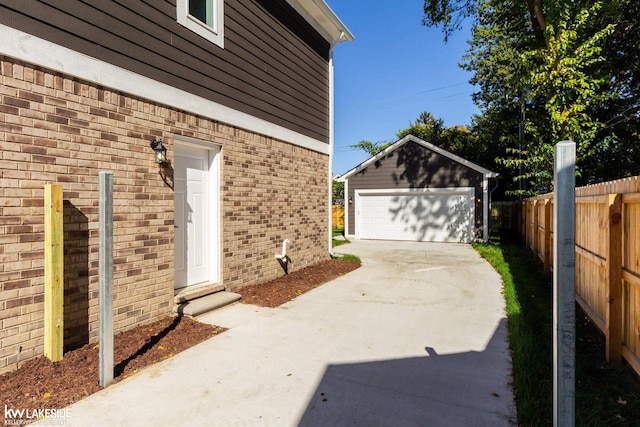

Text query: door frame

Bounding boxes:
[173,135,221,288]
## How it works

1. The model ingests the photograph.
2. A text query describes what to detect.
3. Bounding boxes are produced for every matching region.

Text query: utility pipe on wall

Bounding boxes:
[275,239,291,274]
[275,239,290,261]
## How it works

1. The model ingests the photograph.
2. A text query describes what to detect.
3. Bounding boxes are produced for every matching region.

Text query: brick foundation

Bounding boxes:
[0,57,330,374]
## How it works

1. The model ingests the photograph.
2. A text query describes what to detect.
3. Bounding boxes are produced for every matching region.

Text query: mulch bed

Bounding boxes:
[236,259,361,307]
[0,317,224,424]
[0,258,360,423]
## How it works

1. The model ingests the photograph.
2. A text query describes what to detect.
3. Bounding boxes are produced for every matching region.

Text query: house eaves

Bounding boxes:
[286,0,354,44]
[339,134,499,180]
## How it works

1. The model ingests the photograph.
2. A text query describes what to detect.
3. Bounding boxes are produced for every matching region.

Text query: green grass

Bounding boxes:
[332,239,350,248]
[331,253,360,263]
[330,228,359,262]
[332,227,350,248]
[474,235,640,426]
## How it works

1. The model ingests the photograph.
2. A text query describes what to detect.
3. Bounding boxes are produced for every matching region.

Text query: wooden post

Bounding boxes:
[523,201,529,246]
[44,184,64,362]
[531,200,540,259]
[606,193,623,363]
[544,200,552,274]
[520,200,527,242]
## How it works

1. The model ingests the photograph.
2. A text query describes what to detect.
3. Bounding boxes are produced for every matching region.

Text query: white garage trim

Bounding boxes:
[340,135,497,242]
[482,179,489,241]
[354,188,476,243]
[340,135,497,180]
[343,178,350,236]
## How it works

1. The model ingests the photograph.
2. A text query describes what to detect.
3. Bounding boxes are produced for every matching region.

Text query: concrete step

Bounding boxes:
[174,282,225,304]
[173,291,242,317]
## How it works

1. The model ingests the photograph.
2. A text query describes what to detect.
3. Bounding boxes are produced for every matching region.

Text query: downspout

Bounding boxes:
[328,32,346,257]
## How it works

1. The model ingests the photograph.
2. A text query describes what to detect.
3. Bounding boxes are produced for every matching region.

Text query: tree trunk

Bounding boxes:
[524,0,546,43]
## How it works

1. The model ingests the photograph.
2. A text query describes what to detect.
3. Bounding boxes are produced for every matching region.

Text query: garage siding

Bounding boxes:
[346,140,484,240]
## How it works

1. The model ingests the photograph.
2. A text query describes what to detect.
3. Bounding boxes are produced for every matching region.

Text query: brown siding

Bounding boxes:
[346,141,484,238]
[0,0,330,143]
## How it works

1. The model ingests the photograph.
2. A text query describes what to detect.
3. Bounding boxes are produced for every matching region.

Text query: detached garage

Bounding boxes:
[339,135,498,243]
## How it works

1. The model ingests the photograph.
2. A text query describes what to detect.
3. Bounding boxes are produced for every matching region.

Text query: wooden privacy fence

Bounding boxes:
[332,205,344,229]
[519,176,640,376]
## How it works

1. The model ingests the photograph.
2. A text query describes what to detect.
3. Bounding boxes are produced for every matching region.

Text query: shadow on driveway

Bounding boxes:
[299,319,515,426]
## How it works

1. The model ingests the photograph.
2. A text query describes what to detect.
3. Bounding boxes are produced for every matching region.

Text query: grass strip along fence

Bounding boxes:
[474,237,640,426]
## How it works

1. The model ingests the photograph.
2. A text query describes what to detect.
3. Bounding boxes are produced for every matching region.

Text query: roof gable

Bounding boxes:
[338,134,497,181]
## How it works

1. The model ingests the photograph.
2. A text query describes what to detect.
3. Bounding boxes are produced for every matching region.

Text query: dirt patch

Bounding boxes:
[0,258,360,424]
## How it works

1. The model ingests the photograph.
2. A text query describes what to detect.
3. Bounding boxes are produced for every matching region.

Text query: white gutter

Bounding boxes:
[482,177,489,241]
[277,2,354,258]
[328,34,344,256]
[286,0,354,44]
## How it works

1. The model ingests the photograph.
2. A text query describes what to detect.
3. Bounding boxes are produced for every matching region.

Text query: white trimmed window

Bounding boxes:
[177,0,224,48]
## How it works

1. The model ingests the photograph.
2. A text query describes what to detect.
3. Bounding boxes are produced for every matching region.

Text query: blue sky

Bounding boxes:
[326,0,479,175]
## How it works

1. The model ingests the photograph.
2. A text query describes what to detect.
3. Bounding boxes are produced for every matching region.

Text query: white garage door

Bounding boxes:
[356,189,474,243]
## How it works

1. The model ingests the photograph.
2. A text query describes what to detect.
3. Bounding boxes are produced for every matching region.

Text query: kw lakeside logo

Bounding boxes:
[4,405,71,425]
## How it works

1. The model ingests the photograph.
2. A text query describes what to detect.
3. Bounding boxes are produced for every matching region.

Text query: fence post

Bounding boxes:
[44,184,64,362]
[523,200,529,247]
[528,200,534,251]
[553,141,576,427]
[606,193,623,363]
[99,171,114,387]
[523,201,528,243]
[544,199,552,274]
[533,200,544,259]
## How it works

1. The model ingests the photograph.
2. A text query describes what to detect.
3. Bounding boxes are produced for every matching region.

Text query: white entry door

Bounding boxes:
[174,144,218,289]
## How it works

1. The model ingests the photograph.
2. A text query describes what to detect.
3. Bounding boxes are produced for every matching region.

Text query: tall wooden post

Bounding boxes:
[553,141,576,427]
[543,200,552,274]
[522,201,528,245]
[44,184,64,362]
[99,171,114,387]
[533,200,540,258]
[606,193,623,362]
[521,201,526,242]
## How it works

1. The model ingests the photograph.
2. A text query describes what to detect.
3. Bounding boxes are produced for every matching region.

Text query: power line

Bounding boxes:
[353,81,472,107]
[440,90,474,99]
[416,81,469,94]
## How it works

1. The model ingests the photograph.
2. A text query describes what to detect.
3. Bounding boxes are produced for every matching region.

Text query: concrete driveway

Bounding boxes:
[46,240,515,426]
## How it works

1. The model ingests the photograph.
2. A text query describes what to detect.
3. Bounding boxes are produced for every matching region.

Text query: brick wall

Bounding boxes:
[221,130,331,291]
[0,56,330,374]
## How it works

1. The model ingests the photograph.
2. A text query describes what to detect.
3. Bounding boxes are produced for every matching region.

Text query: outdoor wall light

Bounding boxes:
[150,138,168,164]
